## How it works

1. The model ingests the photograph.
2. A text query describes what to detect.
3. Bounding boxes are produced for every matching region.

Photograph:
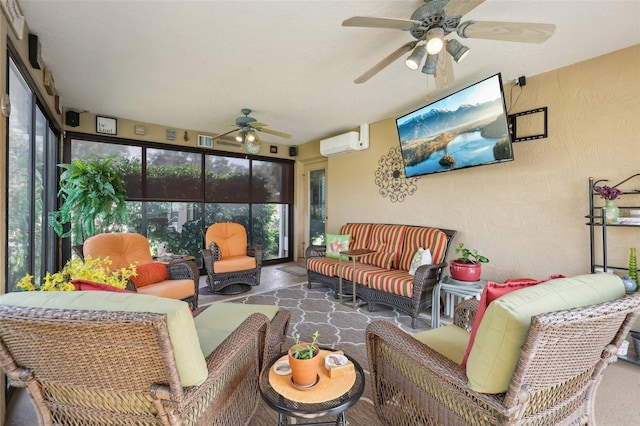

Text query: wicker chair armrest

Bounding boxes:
[453,298,479,331]
[366,320,508,423]
[305,245,326,259]
[179,313,270,414]
[201,243,221,274]
[166,262,195,281]
[247,245,263,267]
[411,262,446,296]
[265,309,292,361]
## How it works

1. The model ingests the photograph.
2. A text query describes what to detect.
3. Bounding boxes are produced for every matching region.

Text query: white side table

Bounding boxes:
[431,276,487,328]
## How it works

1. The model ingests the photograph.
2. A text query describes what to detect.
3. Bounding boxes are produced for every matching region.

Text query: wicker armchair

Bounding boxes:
[0,292,270,426]
[366,292,640,425]
[202,223,262,294]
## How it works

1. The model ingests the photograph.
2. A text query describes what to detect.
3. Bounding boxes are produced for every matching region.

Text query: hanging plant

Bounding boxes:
[48,158,128,245]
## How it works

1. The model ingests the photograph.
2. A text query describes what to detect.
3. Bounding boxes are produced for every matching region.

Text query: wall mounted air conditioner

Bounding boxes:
[320,123,370,157]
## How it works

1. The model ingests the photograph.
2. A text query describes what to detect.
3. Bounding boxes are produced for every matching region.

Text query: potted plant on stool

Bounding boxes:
[449,243,489,282]
[288,331,320,388]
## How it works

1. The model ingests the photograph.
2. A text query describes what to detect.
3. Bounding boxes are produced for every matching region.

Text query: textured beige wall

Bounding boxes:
[322,45,640,282]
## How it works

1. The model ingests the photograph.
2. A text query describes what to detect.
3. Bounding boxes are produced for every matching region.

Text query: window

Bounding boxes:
[6,56,60,292]
[68,137,294,265]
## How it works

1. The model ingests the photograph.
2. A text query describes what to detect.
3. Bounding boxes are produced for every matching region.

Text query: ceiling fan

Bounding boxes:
[214,108,292,154]
[343,0,555,88]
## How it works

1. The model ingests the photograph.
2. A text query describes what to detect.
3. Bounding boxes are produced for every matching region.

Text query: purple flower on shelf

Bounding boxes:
[594,185,623,201]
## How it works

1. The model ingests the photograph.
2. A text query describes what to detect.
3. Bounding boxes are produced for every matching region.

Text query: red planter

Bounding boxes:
[449,260,482,282]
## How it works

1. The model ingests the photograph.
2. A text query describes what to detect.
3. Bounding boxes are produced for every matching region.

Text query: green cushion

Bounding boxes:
[194,302,280,357]
[414,324,470,365]
[466,273,625,394]
[0,291,208,387]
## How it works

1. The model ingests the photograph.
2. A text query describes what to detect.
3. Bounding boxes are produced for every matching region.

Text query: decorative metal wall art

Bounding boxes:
[374,147,418,202]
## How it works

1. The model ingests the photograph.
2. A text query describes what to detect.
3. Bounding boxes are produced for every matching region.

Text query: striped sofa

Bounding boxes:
[306,223,456,328]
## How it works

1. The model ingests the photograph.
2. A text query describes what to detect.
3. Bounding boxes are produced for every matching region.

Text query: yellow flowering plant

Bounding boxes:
[16,256,137,292]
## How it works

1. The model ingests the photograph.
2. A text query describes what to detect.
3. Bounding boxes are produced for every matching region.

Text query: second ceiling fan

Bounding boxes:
[214,108,292,154]
[343,0,555,88]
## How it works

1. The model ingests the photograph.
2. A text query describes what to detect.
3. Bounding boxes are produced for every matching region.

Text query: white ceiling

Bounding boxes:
[19,0,640,146]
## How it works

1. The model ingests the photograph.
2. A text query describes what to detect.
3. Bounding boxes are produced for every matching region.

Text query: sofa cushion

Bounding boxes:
[466,273,625,394]
[307,257,340,277]
[0,291,207,387]
[367,269,415,297]
[325,233,350,260]
[398,226,450,270]
[195,302,280,357]
[360,224,407,269]
[414,324,471,365]
[461,275,564,367]
[339,223,372,250]
[131,262,168,288]
[339,262,387,286]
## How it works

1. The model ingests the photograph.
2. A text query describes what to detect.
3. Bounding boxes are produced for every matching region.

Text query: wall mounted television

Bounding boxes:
[396,73,513,178]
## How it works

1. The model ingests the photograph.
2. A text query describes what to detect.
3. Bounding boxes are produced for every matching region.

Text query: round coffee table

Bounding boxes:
[259,348,365,426]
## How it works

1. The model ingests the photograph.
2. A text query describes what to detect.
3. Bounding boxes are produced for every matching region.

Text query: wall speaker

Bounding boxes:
[289,146,298,157]
[65,111,80,127]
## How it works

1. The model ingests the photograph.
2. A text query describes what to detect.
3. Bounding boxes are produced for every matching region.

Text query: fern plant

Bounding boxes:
[48,158,128,245]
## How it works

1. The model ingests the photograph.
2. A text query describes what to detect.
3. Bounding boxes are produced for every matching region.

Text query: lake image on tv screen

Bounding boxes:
[397,79,512,177]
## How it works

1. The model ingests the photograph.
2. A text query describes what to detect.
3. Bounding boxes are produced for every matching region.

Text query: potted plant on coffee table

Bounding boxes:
[449,243,489,282]
[288,331,320,388]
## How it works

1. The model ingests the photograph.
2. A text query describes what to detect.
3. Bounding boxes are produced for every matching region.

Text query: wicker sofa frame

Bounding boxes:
[365,292,640,425]
[0,305,271,426]
[202,243,262,294]
[306,227,456,328]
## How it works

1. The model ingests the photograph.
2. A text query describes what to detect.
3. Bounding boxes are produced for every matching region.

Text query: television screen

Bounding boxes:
[396,73,513,178]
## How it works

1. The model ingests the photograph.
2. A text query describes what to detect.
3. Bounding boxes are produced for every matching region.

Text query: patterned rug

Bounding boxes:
[221,282,433,425]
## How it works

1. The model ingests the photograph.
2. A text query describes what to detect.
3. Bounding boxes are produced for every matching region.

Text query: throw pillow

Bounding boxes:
[408,248,432,276]
[325,234,350,260]
[461,274,564,367]
[131,262,169,288]
[70,279,135,293]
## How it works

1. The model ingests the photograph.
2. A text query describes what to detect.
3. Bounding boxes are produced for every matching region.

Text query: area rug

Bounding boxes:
[276,265,308,277]
[222,282,432,425]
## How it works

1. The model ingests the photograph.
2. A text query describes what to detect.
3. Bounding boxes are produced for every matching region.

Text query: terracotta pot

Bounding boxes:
[288,345,320,387]
[449,260,482,282]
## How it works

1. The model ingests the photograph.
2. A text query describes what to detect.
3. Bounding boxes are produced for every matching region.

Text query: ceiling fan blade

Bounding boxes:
[354,40,418,84]
[213,128,239,140]
[444,0,486,17]
[342,16,422,31]
[434,52,454,90]
[251,121,269,128]
[258,127,292,139]
[458,21,556,44]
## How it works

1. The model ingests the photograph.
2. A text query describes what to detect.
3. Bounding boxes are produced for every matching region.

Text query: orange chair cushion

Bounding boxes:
[213,256,256,273]
[206,223,248,258]
[83,233,153,271]
[131,263,169,288]
[136,279,196,300]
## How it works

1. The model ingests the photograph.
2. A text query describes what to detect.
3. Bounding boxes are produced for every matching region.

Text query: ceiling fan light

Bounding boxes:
[446,39,470,63]
[247,131,256,142]
[235,132,244,142]
[421,53,439,75]
[405,44,426,70]
[426,27,444,54]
